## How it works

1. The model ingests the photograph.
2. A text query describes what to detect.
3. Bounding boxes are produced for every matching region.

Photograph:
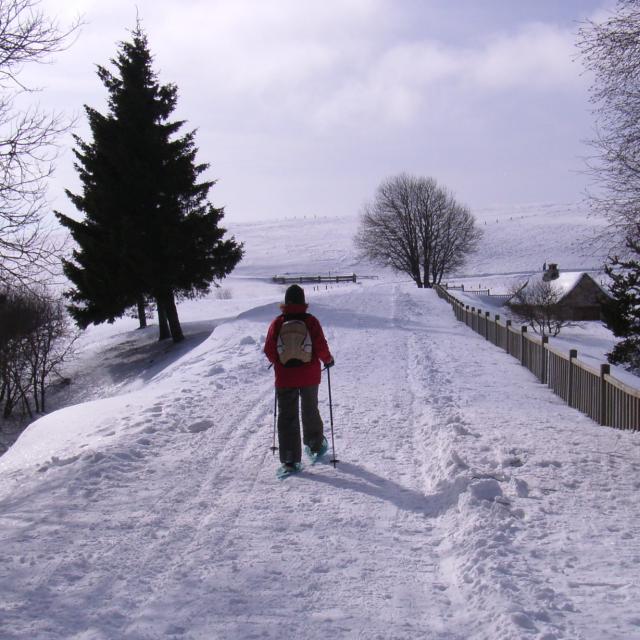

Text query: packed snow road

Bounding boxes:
[1,284,639,639]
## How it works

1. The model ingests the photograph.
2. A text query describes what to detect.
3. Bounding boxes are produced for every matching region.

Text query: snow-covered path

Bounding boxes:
[1,284,639,639]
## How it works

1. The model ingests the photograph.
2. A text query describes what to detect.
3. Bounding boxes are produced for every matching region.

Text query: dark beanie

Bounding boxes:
[284,284,306,305]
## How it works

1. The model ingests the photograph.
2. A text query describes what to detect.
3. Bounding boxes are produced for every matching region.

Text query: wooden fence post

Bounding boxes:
[520,325,527,366]
[600,363,610,426]
[568,349,578,408]
[495,315,500,347]
[506,320,512,355]
[485,312,490,340]
[541,335,549,384]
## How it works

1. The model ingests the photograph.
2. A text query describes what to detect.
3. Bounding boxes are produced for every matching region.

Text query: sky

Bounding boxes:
[23,0,615,223]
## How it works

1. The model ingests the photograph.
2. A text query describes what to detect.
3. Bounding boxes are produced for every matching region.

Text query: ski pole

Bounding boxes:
[326,366,339,467]
[271,388,278,455]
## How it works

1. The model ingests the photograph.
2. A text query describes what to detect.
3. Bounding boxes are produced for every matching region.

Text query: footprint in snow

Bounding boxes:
[537,460,562,468]
[187,420,214,433]
[512,478,529,498]
[469,478,503,502]
[511,612,537,631]
[145,404,163,415]
[38,454,81,473]
[452,423,473,437]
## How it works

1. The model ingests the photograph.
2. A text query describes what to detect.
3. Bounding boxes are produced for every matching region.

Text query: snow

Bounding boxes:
[507,271,609,301]
[445,276,640,387]
[1,205,640,639]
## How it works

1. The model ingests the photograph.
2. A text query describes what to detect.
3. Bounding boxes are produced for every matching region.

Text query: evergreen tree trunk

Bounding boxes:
[164,291,184,343]
[137,297,147,329]
[157,299,171,341]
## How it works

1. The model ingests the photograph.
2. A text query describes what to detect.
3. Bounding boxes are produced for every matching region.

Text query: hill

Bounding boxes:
[1,203,639,640]
[229,202,608,281]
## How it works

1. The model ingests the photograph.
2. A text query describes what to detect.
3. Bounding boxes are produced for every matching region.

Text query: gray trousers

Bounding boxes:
[277,385,324,464]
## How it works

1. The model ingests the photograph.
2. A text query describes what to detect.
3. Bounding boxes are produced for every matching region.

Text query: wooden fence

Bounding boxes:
[435,285,640,431]
[443,283,514,304]
[272,274,377,284]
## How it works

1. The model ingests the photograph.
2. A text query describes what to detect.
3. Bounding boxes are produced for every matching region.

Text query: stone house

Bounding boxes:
[510,265,610,321]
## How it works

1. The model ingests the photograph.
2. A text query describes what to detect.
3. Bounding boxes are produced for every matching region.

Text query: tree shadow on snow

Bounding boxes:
[47,319,230,415]
[102,319,226,384]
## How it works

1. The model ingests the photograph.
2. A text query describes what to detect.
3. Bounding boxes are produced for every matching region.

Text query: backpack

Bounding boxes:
[277,319,313,367]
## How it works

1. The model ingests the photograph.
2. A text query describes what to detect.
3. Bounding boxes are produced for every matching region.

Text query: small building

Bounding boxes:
[510,265,610,321]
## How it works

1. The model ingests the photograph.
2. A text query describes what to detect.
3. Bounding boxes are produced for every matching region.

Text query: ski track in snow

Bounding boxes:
[1,284,640,639]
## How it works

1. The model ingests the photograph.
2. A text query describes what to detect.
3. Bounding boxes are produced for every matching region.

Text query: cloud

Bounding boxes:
[37,0,587,133]
[469,23,583,91]
[28,0,600,219]
[296,22,585,131]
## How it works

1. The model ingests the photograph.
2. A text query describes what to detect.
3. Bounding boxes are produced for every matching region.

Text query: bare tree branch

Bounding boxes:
[355,173,482,288]
[577,0,640,253]
[0,0,80,286]
[508,280,574,337]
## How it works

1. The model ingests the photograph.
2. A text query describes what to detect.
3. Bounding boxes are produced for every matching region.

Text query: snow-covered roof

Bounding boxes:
[520,271,605,300]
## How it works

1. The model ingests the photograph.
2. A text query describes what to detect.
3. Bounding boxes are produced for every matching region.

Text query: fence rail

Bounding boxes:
[435,284,640,431]
[443,283,514,304]
[272,273,369,284]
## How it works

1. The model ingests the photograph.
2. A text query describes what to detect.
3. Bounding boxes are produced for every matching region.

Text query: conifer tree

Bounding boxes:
[603,226,640,370]
[56,24,243,342]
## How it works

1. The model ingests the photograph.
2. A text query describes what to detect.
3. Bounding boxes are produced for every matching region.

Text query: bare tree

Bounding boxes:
[578,2,640,367]
[0,286,39,417]
[508,280,573,337]
[0,0,79,285]
[429,200,482,285]
[24,293,77,412]
[0,286,77,419]
[355,174,481,288]
[355,174,423,286]
[577,0,640,252]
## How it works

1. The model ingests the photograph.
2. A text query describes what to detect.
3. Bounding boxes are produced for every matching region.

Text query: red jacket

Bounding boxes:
[264,303,333,388]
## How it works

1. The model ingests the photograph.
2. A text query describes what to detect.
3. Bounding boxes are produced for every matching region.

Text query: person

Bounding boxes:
[264,284,334,475]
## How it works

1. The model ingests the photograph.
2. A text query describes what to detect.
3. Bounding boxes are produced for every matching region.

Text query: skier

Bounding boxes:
[264,284,334,477]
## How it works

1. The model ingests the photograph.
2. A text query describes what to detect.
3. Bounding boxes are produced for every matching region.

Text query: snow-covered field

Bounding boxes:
[1,203,639,640]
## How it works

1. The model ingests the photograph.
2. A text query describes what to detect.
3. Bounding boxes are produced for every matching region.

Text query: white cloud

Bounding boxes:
[469,23,583,91]
[28,0,599,219]
[292,22,585,131]
[37,1,587,132]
